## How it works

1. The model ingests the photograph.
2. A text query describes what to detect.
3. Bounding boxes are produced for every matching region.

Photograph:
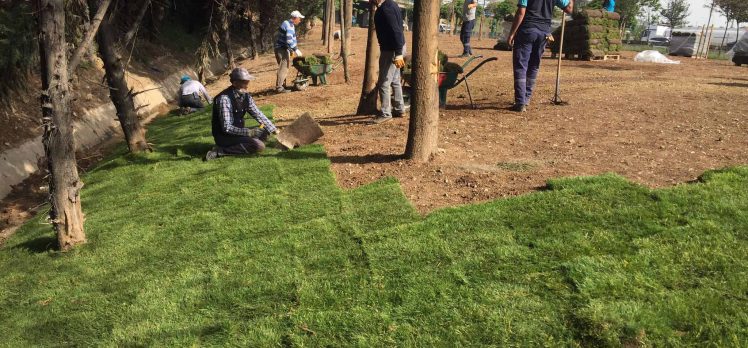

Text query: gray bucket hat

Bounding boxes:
[229,68,256,82]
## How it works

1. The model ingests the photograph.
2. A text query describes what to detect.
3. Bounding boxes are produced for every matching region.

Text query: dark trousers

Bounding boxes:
[460,20,476,55]
[217,130,268,155]
[512,27,547,106]
[179,93,204,109]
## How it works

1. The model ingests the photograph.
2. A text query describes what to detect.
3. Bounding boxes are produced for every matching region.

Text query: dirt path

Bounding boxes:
[2,27,747,242]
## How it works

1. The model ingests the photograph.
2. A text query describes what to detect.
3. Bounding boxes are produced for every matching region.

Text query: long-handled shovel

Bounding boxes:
[552,11,569,106]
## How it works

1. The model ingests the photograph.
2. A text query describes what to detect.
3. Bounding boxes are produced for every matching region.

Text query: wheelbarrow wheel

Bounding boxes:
[294,80,309,91]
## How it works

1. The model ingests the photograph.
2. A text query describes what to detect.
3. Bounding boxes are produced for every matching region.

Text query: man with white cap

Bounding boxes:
[205,67,279,161]
[274,10,305,94]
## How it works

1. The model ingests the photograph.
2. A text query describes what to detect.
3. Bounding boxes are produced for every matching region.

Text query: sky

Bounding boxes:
[685,0,727,27]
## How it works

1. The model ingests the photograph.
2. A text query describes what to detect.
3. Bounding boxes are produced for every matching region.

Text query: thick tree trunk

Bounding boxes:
[91,3,151,152]
[37,0,86,251]
[405,0,440,162]
[341,0,352,82]
[356,1,380,115]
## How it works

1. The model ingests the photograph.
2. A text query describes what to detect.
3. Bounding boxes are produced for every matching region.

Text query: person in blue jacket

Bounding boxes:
[603,0,615,12]
[508,0,574,112]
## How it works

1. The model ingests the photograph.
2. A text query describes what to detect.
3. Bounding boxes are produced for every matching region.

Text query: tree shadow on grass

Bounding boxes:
[13,236,59,253]
[275,149,329,160]
[329,153,404,164]
[158,143,214,158]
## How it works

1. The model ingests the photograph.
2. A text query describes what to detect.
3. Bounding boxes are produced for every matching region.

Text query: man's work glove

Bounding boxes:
[393,55,405,69]
[294,49,303,57]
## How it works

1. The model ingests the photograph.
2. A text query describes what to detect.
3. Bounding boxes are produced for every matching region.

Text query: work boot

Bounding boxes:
[510,104,527,112]
[204,147,221,161]
[372,115,393,124]
[275,87,291,94]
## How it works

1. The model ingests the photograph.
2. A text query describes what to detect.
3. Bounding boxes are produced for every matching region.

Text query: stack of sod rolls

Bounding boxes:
[551,10,622,59]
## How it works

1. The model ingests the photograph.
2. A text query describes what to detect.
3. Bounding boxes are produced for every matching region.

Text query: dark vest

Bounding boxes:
[212,87,248,146]
[521,0,556,33]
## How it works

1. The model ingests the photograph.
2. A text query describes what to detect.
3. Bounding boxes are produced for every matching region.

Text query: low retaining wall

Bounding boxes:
[0,61,217,199]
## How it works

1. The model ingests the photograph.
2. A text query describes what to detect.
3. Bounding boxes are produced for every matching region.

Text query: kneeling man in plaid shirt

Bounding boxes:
[205,68,279,161]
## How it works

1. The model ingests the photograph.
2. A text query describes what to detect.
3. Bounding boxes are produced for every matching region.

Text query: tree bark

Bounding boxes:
[68,0,112,74]
[479,5,485,39]
[327,0,335,54]
[220,0,234,69]
[322,0,329,44]
[121,0,152,48]
[405,0,440,162]
[449,0,457,35]
[356,1,380,115]
[36,0,87,251]
[247,11,257,59]
[341,0,353,82]
[90,1,151,152]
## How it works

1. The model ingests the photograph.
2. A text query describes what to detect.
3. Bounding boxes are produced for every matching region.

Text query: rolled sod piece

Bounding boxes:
[608,39,623,45]
[574,9,603,19]
[604,11,621,20]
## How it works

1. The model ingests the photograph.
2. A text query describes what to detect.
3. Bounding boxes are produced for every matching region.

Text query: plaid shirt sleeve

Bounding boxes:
[217,95,250,137]
[246,95,278,134]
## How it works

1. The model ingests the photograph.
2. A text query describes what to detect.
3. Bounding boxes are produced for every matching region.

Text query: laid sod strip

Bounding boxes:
[286,179,422,346]
[360,171,748,346]
[1,103,747,346]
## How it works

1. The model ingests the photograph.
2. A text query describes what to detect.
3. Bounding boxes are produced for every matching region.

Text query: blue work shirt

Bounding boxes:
[604,0,615,12]
[518,0,570,33]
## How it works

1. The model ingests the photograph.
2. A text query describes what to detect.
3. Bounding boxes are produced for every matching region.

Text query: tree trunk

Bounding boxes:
[322,0,328,44]
[341,0,352,83]
[36,0,87,251]
[327,0,335,54]
[91,2,151,152]
[248,12,259,59]
[449,0,457,35]
[68,0,112,74]
[220,0,234,69]
[405,0,440,162]
[121,0,152,48]
[356,1,380,115]
[479,12,484,39]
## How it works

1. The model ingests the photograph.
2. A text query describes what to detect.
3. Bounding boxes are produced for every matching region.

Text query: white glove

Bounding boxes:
[294,49,303,57]
[393,55,405,69]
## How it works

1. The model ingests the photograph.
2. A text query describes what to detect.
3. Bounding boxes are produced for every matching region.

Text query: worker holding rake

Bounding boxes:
[508,0,574,112]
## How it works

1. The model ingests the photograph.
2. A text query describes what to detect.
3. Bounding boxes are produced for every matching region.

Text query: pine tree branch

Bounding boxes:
[68,0,112,74]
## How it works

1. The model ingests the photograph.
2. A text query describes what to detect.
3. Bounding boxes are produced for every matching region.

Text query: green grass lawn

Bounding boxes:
[1,106,747,346]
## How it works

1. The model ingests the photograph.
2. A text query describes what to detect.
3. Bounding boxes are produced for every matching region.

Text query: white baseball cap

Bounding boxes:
[290,10,305,19]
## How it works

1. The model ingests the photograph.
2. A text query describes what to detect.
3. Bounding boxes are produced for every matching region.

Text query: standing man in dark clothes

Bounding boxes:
[204,68,279,161]
[508,0,573,112]
[372,0,407,124]
[460,0,478,57]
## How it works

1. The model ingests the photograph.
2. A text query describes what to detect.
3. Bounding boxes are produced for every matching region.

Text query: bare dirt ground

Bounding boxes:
[252,28,748,213]
[2,26,747,243]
